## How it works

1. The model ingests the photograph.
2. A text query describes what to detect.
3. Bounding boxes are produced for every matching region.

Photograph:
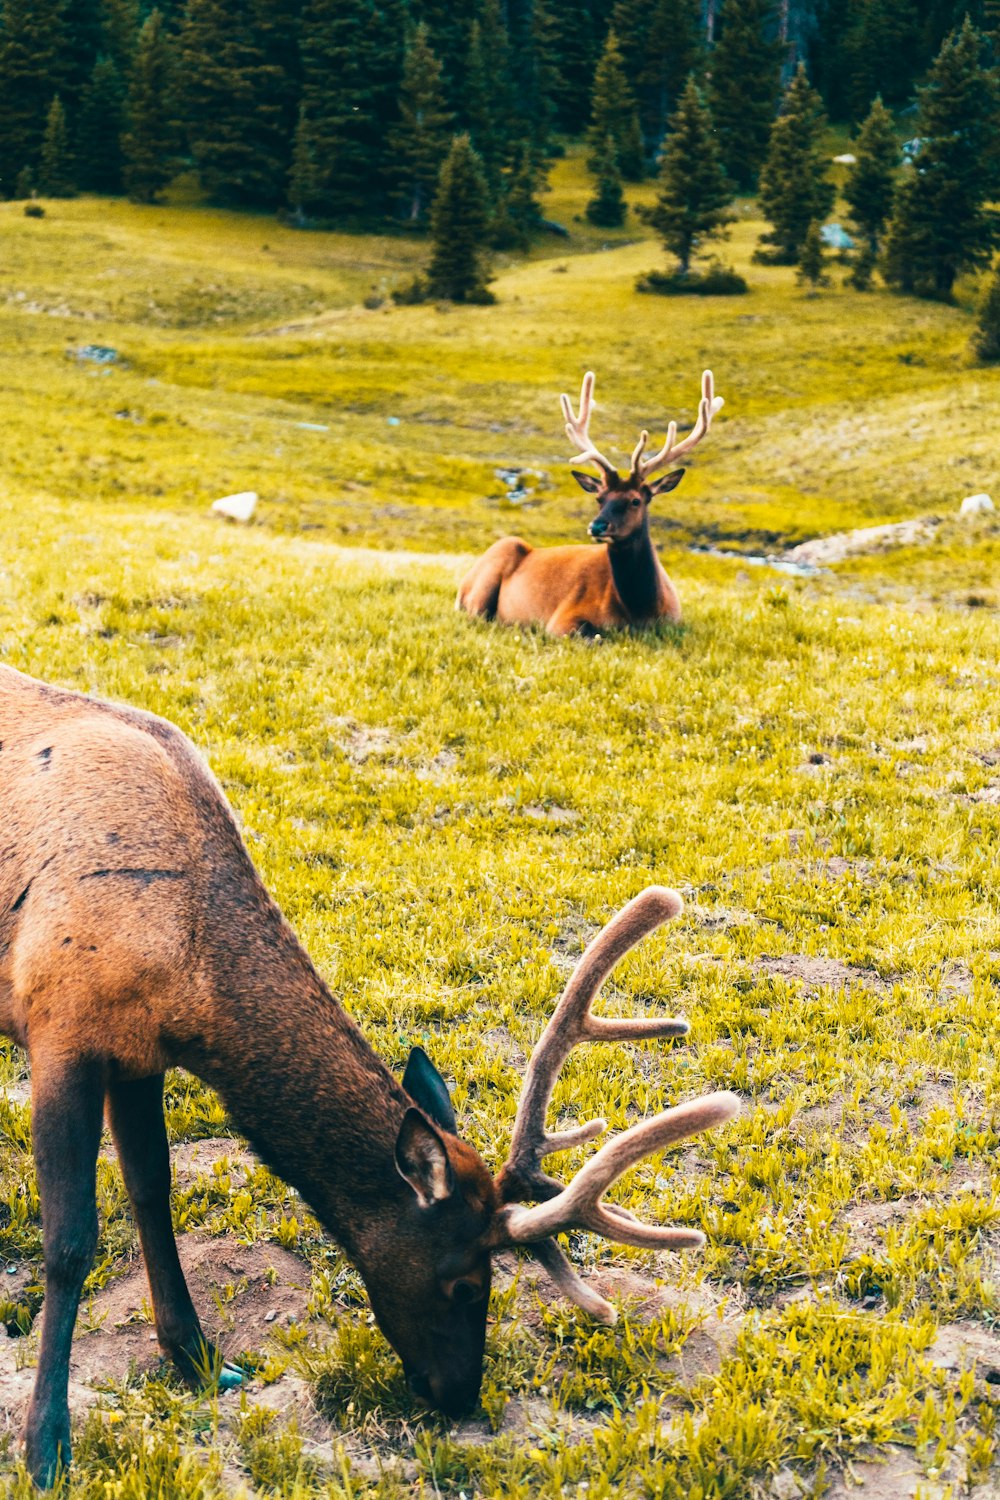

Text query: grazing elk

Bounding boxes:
[458,370,724,635]
[0,663,738,1487]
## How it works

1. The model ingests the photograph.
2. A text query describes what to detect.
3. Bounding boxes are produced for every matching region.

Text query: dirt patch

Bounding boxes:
[820,1447,933,1500]
[171,1138,256,1186]
[754,954,892,996]
[70,1236,312,1387]
[326,717,399,765]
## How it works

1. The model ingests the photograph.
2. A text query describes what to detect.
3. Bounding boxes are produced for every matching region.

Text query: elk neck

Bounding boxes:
[177,881,413,1263]
[607,513,662,623]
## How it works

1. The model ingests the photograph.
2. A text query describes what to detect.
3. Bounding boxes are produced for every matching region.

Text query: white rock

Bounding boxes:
[211,491,258,523]
[833,152,857,165]
[960,492,994,516]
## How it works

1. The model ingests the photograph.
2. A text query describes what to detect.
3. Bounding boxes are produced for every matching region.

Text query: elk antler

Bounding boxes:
[492,887,739,1325]
[630,370,724,483]
[560,371,619,481]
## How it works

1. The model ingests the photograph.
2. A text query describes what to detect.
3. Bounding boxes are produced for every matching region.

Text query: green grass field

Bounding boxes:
[1,150,1000,1497]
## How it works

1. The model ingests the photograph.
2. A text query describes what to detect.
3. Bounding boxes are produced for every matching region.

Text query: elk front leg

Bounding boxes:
[545,604,603,638]
[24,1055,105,1489]
[105,1074,237,1387]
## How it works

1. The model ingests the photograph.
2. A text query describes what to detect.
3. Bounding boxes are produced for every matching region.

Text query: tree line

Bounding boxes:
[1,0,998,321]
[0,0,996,216]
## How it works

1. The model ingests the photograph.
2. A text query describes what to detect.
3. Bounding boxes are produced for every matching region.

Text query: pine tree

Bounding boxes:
[796,219,828,287]
[418,0,478,107]
[299,0,405,220]
[388,24,453,224]
[121,9,178,202]
[179,0,289,208]
[492,141,545,249]
[586,132,627,226]
[101,0,141,72]
[38,96,75,196]
[846,239,877,289]
[972,261,1000,362]
[463,2,512,191]
[76,55,127,193]
[645,76,732,273]
[612,0,701,152]
[0,0,70,197]
[61,0,105,126]
[287,104,317,221]
[427,133,494,302]
[506,0,558,156]
[757,62,835,263]
[843,95,897,254]
[588,30,645,180]
[709,0,784,192]
[883,19,1000,300]
[842,0,925,117]
[545,0,596,133]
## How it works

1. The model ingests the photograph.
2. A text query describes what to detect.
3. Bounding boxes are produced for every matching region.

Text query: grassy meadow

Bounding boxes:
[1,149,1000,1496]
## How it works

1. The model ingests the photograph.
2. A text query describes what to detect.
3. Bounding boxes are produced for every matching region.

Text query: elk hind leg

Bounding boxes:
[106,1074,241,1388]
[456,539,530,619]
[24,1054,105,1488]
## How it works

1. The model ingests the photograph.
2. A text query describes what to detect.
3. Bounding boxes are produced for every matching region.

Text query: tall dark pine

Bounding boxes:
[506,0,557,156]
[61,0,105,126]
[545,0,596,133]
[463,0,513,190]
[586,132,626,227]
[842,0,925,117]
[709,0,784,192]
[298,0,404,220]
[843,95,897,253]
[757,62,834,262]
[287,104,318,220]
[972,261,1000,363]
[388,24,453,224]
[884,18,1000,299]
[76,54,127,193]
[427,133,494,302]
[179,0,289,207]
[417,0,478,108]
[0,0,69,197]
[101,0,141,72]
[612,0,702,152]
[587,30,645,180]
[39,96,75,196]
[121,8,178,202]
[645,76,732,272]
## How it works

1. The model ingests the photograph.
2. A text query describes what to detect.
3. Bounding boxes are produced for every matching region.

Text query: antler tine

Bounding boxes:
[632,369,724,482]
[497,887,689,1205]
[497,1093,740,1249]
[559,370,618,480]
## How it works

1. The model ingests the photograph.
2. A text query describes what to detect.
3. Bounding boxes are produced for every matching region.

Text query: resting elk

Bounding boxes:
[0,662,738,1487]
[458,369,724,635]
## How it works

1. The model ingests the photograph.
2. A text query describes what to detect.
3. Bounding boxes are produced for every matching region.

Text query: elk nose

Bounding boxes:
[589,518,608,537]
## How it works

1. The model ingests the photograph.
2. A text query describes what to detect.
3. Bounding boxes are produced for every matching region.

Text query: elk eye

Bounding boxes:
[631,498,641,508]
[450,1278,482,1306]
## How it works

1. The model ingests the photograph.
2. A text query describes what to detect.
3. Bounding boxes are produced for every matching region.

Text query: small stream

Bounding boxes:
[689,546,825,579]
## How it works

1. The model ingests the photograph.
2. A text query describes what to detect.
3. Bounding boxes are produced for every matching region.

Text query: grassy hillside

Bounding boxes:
[0,150,999,1496]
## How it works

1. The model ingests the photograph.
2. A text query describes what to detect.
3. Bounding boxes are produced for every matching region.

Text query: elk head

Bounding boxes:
[375,887,739,1416]
[560,371,724,545]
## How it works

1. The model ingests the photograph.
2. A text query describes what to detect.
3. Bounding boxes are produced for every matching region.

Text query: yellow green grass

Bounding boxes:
[0,149,999,1495]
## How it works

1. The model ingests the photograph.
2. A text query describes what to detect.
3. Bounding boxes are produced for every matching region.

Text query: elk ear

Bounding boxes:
[571,470,605,494]
[395,1109,455,1208]
[402,1046,457,1134]
[647,467,685,497]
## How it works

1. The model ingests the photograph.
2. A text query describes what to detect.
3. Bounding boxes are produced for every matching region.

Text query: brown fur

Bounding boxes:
[0,667,734,1486]
[456,474,684,636]
[0,664,497,1486]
